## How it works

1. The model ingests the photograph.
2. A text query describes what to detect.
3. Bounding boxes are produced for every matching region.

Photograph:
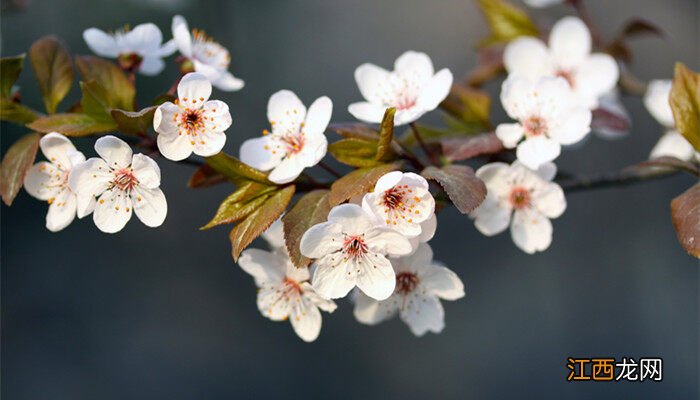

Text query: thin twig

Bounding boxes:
[559,167,681,193]
[409,122,439,166]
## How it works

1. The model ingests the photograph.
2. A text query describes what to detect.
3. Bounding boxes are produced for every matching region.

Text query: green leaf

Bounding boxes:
[476,0,539,46]
[670,183,700,258]
[0,132,40,206]
[282,190,331,267]
[75,56,135,111]
[111,106,156,135]
[80,80,113,119]
[205,152,270,184]
[669,63,700,151]
[328,138,382,167]
[440,84,492,131]
[421,164,486,214]
[399,123,465,147]
[188,164,226,188]
[0,54,25,98]
[229,185,296,261]
[27,113,116,136]
[375,107,396,161]
[0,98,40,124]
[202,181,278,229]
[329,162,402,206]
[329,122,379,140]
[29,36,73,114]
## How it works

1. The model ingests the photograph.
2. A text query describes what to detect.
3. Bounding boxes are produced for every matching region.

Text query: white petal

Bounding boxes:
[373,171,404,192]
[650,130,696,161]
[177,72,212,104]
[592,90,631,139]
[131,154,161,189]
[644,80,675,127]
[156,127,194,161]
[422,264,465,300]
[257,284,292,320]
[573,54,619,109]
[348,101,386,124]
[311,257,357,299]
[394,51,435,82]
[503,37,552,79]
[417,68,453,112]
[532,181,566,218]
[93,189,133,233]
[203,99,232,132]
[326,203,374,234]
[153,102,179,136]
[304,96,333,136]
[76,194,96,219]
[475,162,511,197]
[301,283,337,312]
[67,158,112,197]
[24,162,61,201]
[193,130,227,157]
[392,107,425,126]
[516,136,561,170]
[471,194,511,236]
[353,291,399,325]
[268,156,305,184]
[95,136,133,169]
[123,23,163,53]
[417,213,437,243]
[289,297,323,342]
[499,75,537,120]
[510,209,553,254]
[495,123,524,148]
[238,248,287,286]
[131,186,167,228]
[171,15,192,57]
[157,39,178,57]
[212,71,245,92]
[548,106,591,145]
[394,242,434,274]
[138,56,165,76]
[83,28,120,58]
[299,222,343,259]
[549,16,591,68]
[354,63,392,104]
[355,254,396,301]
[524,0,564,7]
[296,133,328,168]
[400,293,445,336]
[267,90,306,135]
[532,161,557,182]
[262,219,286,249]
[239,136,283,171]
[45,190,77,232]
[39,132,77,170]
[366,227,413,257]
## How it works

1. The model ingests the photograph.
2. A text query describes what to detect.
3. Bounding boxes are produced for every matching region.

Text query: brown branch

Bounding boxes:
[558,167,682,193]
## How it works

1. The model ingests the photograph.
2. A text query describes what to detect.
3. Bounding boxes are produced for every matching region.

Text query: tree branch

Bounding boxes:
[558,167,682,193]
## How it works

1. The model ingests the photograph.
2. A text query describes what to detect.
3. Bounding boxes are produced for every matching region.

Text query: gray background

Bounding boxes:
[1,0,698,399]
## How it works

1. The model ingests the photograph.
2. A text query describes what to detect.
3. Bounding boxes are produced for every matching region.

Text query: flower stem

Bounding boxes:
[410,122,439,166]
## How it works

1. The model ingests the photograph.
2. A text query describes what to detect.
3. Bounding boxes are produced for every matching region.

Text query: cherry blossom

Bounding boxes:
[83,23,176,75]
[470,161,566,254]
[239,225,336,342]
[171,15,244,91]
[503,16,619,109]
[354,243,464,336]
[644,79,699,161]
[153,72,232,161]
[68,136,167,233]
[23,133,95,232]
[496,75,591,170]
[348,50,453,126]
[240,90,332,184]
[300,204,412,300]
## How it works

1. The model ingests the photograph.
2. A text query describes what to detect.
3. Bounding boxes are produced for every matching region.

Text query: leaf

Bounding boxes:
[670,183,700,258]
[399,123,467,147]
[329,122,379,140]
[283,190,331,267]
[375,107,396,161]
[328,162,402,206]
[476,0,539,47]
[205,152,270,184]
[621,19,664,38]
[75,56,135,111]
[328,138,382,167]
[29,36,73,114]
[111,106,156,135]
[188,164,227,188]
[202,181,278,229]
[440,84,492,131]
[466,47,505,88]
[639,156,700,177]
[27,113,116,136]
[669,63,700,151]
[591,97,631,139]
[80,80,113,119]
[0,132,40,206]
[421,164,486,214]
[0,54,25,98]
[230,185,296,261]
[441,132,505,161]
[0,98,40,124]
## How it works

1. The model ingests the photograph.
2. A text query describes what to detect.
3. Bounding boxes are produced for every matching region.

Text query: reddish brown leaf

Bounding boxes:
[0,133,40,205]
[670,183,700,258]
[29,36,73,114]
[283,190,331,267]
[441,132,504,161]
[329,122,379,140]
[421,164,486,214]
[329,162,402,206]
[188,164,227,188]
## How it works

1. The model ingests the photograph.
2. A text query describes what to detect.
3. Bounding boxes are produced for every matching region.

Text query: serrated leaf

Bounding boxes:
[75,56,135,111]
[329,122,379,140]
[328,138,382,167]
[421,164,486,214]
[441,132,505,161]
[202,181,277,229]
[111,106,156,135]
[230,185,296,261]
[27,113,116,136]
[188,164,227,188]
[283,190,331,267]
[0,132,40,205]
[29,36,73,114]
[440,84,492,130]
[205,152,270,184]
[376,107,396,162]
[477,0,539,47]
[0,98,40,124]
[0,54,25,98]
[329,162,402,206]
[669,63,700,151]
[670,183,700,258]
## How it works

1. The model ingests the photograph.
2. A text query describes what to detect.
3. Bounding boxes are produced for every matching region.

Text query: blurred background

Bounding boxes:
[1,0,698,398]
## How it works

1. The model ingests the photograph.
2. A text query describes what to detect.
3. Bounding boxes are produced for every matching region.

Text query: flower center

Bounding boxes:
[383,187,405,209]
[178,109,205,137]
[281,133,305,155]
[555,69,575,88]
[524,116,547,137]
[282,278,302,295]
[117,52,143,73]
[509,187,531,209]
[394,95,417,111]
[112,168,139,192]
[343,235,368,260]
[396,272,419,294]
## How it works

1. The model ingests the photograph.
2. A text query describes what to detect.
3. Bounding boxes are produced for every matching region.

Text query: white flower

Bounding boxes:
[300,204,412,300]
[361,171,436,239]
[171,15,244,91]
[153,72,232,161]
[83,23,176,75]
[503,16,619,109]
[240,90,332,184]
[496,75,592,170]
[354,243,464,336]
[23,133,95,232]
[644,79,700,162]
[470,161,566,254]
[523,0,563,8]
[348,50,453,126]
[238,237,336,343]
[68,136,167,233]
[262,218,286,250]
